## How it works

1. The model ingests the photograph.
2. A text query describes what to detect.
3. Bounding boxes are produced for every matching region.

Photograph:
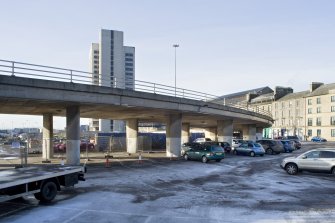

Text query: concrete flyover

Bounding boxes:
[0,75,273,164]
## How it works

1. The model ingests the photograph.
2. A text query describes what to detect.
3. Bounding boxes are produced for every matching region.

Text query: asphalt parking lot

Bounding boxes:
[1,142,335,223]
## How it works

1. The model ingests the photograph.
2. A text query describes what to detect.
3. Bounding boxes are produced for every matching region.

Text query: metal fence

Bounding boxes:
[0,59,272,117]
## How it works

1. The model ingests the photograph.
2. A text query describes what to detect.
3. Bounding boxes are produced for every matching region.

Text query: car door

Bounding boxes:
[192,145,204,160]
[186,148,196,159]
[187,144,200,159]
[318,151,335,172]
[238,143,248,155]
[297,151,320,171]
[259,140,268,150]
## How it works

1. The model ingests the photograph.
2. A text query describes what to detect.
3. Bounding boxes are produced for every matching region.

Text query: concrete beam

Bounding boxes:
[126,119,138,154]
[42,114,53,160]
[0,76,273,127]
[166,114,182,157]
[217,120,233,144]
[66,106,80,165]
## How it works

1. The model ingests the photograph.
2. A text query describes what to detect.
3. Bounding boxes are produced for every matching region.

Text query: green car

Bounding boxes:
[184,144,225,163]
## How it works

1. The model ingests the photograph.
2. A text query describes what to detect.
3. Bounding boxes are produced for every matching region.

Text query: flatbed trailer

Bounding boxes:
[0,165,85,202]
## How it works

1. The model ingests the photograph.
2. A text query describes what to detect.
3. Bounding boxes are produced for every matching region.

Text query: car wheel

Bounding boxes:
[250,151,255,157]
[260,154,264,157]
[202,156,208,163]
[184,154,188,161]
[331,167,335,175]
[285,163,298,175]
[216,159,221,162]
[266,148,273,155]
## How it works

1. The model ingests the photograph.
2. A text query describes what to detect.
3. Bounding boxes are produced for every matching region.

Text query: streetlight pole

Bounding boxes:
[173,44,179,97]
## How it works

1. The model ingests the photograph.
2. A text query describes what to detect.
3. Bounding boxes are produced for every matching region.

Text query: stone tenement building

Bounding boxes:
[218,82,335,141]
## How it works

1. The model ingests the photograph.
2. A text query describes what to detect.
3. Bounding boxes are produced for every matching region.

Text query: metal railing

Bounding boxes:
[0,59,272,118]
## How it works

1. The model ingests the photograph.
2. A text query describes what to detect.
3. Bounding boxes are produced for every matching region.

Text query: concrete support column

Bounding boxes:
[181,123,190,144]
[217,120,233,145]
[66,106,80,165]
[244,124,257,141]
[166,114,182,157]
[42,114,53,160]
[205,128,217,141]
[126,119,138,154]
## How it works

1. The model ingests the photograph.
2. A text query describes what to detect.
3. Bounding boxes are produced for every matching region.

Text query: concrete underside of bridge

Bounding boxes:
[0,76,273,164]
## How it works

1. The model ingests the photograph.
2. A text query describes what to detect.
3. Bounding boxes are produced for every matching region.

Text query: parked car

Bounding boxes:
[184,144,225,163]
[256,139,284,155]
[181,142,198,156]
[201,141,231,153]
[291,140,301,150]
[232,139,245,149]
[80,141,95,151]
[233,142,265,157]
[280,140,295,153]
[193,138,212,143]
[53,141,95,152]
[285,136,300,141]
[311,136,327,142]
[53,142,66,152]
[281,148,335,175]
[217,142,232,153]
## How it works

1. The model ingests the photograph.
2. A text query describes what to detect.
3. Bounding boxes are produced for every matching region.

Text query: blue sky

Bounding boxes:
[1,0,335,129]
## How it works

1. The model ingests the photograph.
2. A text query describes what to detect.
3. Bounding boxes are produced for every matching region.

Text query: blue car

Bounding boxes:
[311,136,327,142]
[233,142,265,157]
[280,140,295,153]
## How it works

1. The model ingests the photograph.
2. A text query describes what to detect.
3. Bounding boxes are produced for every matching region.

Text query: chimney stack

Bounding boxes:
[310,82,324,92]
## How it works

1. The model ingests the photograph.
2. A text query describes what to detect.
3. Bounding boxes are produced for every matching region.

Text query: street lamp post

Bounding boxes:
[173,44,179,97]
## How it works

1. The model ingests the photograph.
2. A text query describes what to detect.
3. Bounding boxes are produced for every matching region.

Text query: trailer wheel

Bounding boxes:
[39,181,58,202]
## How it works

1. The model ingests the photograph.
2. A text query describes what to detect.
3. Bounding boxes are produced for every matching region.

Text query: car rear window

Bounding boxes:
[211,146,224,152]
[320,151,335,158]
[254,143,261,147]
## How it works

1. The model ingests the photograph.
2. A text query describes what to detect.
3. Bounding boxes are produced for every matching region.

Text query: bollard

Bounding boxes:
[138,152,142,164]
[105,153,113,168]
[105,155,110,168]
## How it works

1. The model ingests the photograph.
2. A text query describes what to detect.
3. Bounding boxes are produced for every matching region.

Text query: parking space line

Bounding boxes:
[62,210,86,223]
[0,205,29,218]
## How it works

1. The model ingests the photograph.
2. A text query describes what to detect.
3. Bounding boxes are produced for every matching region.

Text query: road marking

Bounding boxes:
[62,210,86,223]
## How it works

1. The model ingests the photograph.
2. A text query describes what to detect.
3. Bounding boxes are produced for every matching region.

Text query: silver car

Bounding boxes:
[281,148,335,175]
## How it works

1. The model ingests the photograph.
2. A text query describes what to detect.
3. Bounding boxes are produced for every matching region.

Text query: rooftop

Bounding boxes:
[277,90,310,101]
[308,83,335,97]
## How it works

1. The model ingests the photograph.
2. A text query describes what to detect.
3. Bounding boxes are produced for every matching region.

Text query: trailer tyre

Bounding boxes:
[39,181,58,202]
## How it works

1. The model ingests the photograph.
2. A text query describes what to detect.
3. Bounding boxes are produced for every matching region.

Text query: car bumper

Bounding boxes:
[207,154,225,160]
